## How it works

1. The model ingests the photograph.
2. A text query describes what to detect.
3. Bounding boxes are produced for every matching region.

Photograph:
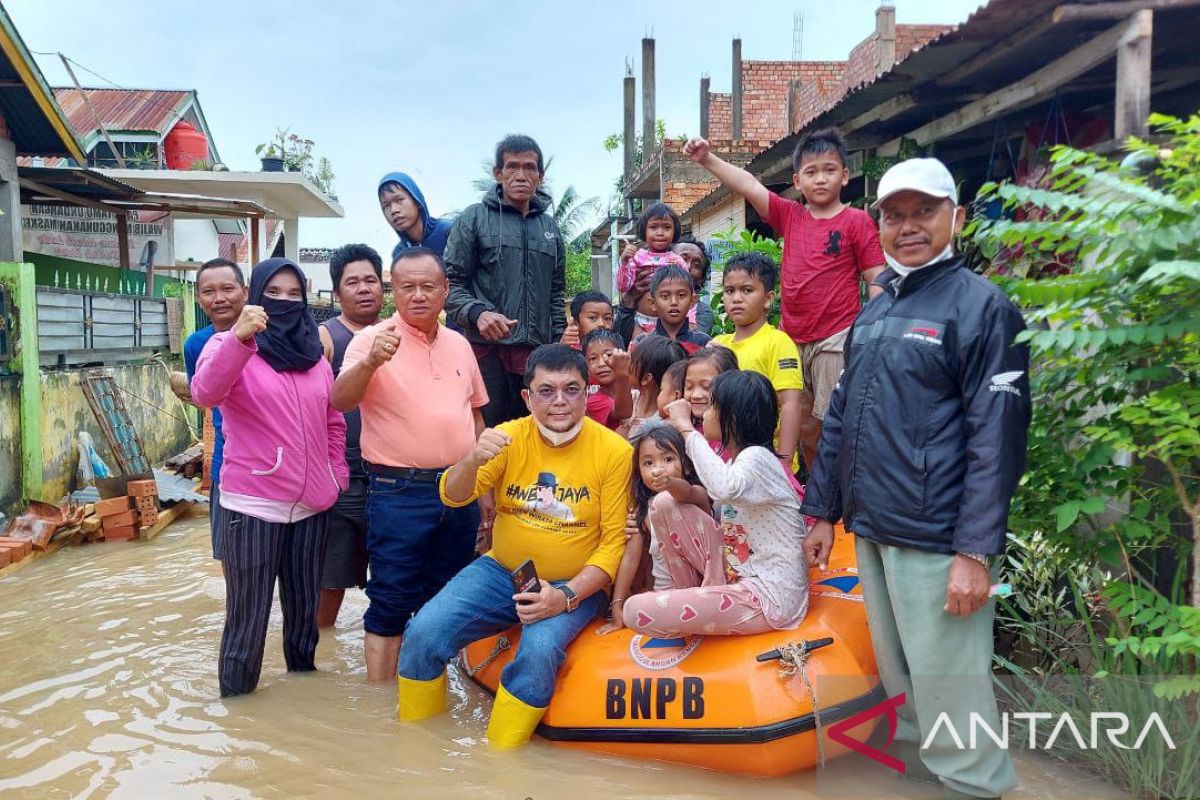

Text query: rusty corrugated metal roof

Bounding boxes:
[52,87,190,137]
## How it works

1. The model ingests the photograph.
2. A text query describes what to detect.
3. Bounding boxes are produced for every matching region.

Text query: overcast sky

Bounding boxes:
[11,0,983,253]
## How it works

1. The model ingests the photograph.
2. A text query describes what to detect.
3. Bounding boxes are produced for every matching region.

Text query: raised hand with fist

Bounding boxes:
[234,305,268,342]
[683,137,712,164]
[469,427,512,467]
[366,321,401,368]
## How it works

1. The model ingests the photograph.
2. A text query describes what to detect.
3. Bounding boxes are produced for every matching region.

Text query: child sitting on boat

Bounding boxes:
[600,425,710,632]
[623,370,808,636]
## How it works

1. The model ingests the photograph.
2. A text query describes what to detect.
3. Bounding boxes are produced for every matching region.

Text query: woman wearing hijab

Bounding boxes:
[192,258,349,697]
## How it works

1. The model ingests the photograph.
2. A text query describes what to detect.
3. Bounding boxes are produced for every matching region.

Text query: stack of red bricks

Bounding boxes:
[0,536,33,568]
[130,479,159,528]
[95,480,159,541]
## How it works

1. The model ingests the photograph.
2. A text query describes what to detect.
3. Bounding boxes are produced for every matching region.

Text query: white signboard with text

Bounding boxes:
[21,204,174,269]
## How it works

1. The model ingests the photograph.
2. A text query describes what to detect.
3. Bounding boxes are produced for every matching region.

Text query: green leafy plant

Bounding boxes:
[256,128,334,195]
[969,113,1200,715]
[124,144,159,169]
[706,229,783,336]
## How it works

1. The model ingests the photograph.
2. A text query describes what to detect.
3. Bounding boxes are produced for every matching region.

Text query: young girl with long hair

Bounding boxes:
[622,370,807,637]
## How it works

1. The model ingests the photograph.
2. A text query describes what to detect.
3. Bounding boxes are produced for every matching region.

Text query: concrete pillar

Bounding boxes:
[732,39,743,139]
[623,68,636,180]
[875,3,897,74]
[642,38,656,159]
[284,217,300,264]
[1115,9,1153,140]
[0,133,24,263]
[700,77,711,139]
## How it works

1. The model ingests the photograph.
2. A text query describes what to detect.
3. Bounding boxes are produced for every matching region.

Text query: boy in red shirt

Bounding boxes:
[684,128,884,469]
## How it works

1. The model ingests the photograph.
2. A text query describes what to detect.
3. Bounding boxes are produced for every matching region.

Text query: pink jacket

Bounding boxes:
[615,248,690,293]
[192,331,348,511]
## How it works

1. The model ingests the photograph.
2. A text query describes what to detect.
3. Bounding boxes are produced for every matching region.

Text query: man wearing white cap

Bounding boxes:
[802,158,1030,798]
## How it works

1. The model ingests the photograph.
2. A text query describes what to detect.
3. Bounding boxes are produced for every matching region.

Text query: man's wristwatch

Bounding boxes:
[558,584,579,613]
[957,552,991,567]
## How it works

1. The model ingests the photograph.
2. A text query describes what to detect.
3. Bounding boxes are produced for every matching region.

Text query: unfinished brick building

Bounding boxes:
[592,3,951,293]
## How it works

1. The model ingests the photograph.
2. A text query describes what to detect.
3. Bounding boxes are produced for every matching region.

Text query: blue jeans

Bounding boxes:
[398,556,605,707]
[364,474,479,637]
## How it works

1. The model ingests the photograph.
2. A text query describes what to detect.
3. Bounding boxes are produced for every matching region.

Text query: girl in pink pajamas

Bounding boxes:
[623,370,808,636]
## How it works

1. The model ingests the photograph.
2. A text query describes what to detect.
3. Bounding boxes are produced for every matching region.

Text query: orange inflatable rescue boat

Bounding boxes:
[462,525,882,777]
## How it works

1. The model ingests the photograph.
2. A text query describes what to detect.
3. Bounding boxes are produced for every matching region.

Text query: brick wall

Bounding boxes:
[790,63,849,133]
[897,24,950,58]
[740,61,821,140]
[789,23,951,131]
[707,92,731,139]
[660,138,770,215]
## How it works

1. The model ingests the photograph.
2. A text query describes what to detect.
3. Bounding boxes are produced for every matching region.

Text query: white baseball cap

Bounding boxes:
[872,157,957,209]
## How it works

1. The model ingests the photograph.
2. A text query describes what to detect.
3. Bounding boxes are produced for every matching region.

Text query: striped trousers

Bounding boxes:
[218,509,330,697]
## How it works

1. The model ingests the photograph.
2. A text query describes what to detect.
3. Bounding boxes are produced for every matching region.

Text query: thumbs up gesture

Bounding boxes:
[367,321,401,368]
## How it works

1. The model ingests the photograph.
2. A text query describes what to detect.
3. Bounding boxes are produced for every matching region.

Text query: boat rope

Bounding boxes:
[465,635,511,678]
[776,641,825,768]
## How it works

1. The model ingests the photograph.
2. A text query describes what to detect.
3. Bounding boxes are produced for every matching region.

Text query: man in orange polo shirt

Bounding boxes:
[333,246,489,681]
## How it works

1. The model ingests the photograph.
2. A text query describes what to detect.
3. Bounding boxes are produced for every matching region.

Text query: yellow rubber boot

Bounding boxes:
[396,672,446,721]
[486,683,547,750]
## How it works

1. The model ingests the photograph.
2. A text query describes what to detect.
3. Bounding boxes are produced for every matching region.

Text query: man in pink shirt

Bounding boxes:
[333,247,489,681]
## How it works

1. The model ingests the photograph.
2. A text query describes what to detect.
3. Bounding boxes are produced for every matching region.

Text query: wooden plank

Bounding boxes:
[38,337,87,351]
[35,290,85,307]
[91,295,137,312]
[879,14,1146,154]
[937,12,1060,88]
[843,93,918,131]
[37,306,84,323]
[1053,0,1200,22]
[138,501,194,541]
[0,529,85,579]
[1114,9,1153,139]
[37,321,86,336]
[116,213,131,270]
[18,177,115,215]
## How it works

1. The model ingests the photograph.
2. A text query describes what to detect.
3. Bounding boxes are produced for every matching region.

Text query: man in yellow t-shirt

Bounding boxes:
[396,344,632,749]
[713,251,804,472]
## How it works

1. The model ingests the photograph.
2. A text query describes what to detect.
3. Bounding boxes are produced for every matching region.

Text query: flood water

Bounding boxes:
[0,514,1128,799]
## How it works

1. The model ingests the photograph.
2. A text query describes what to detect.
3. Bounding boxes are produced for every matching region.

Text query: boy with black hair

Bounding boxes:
[712,251,804,473]
[684,128,885,470]
[561,291,614,349]
[582,328,633,429]
[631,265,710,355]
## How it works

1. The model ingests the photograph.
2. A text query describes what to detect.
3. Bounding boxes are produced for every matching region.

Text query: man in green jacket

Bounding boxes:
[445,134,567,425]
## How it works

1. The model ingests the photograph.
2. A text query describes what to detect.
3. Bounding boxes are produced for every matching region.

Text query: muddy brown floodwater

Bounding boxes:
[0,515,1128,799]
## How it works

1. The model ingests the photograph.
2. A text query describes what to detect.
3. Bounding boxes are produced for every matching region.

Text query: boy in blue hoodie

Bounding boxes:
[378,172,453,260]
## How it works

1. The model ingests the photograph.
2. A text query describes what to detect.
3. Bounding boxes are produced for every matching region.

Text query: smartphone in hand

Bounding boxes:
[510,559,539,601]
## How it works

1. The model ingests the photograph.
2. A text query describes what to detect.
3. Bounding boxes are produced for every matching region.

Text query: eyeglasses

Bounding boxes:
[530,385,584,403]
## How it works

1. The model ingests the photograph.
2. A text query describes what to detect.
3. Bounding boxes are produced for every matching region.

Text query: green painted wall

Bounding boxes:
[27,252,187,298]
[37,362,192,502]
[0,375,21,516]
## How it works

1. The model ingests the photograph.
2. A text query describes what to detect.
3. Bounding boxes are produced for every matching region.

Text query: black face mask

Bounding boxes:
[247,258,322,373]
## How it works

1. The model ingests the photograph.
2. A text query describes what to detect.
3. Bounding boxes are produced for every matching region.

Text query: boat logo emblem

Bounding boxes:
[810,568,864,602]
[628,634,703,671]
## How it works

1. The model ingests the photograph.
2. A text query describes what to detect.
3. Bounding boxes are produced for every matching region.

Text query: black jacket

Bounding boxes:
[800,256,1031,555]
[444,185,567,347]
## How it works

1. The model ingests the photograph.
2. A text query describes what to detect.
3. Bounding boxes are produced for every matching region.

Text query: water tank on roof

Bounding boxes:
[164,121,209,169]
